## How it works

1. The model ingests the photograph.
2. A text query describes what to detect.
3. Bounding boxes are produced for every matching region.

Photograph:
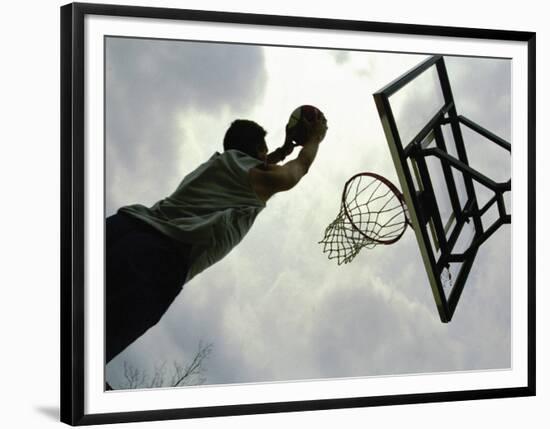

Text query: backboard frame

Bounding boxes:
[373,55,511,323]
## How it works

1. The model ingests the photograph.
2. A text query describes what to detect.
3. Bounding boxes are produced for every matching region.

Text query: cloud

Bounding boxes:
[105,37,267,214]
[333,50,350,65]
[445,56,511,139]
[106,46,511,388]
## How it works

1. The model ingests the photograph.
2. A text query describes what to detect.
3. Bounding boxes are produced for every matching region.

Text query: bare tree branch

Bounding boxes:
[111,341,213,390]
[173,341,213,387]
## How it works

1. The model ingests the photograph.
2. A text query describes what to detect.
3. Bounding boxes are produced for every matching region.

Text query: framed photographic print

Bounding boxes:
[60,2,536,425]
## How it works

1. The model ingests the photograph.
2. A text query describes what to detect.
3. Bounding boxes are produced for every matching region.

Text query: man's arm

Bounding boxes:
[249,117,327,202]
[265,135,295,165]
[265,147,288,165]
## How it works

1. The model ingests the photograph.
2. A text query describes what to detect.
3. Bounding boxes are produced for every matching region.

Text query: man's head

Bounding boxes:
[223,120,268,161]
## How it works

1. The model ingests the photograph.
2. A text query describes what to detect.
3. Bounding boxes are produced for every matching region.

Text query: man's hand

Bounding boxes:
[302,112,328,145]
[282,129,296,156]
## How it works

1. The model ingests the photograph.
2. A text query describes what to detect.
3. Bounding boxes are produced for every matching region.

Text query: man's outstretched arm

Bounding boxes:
[265,140,294,165]
[249,116,327,202]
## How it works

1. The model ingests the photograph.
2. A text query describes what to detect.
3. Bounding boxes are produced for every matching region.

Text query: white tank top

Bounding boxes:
[120,150,265,282]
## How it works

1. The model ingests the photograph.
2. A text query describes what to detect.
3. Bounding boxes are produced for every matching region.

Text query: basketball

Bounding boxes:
[286,105,324,145]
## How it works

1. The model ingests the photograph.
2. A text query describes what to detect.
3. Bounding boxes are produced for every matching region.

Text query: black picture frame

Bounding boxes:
[60,2,536,425]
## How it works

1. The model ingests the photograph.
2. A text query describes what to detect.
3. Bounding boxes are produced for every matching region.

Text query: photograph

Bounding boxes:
[59,2,535,425]
[104,38,512,390]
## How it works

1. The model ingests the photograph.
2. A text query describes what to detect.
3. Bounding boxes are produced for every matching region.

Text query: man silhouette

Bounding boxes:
[106,113,328,363]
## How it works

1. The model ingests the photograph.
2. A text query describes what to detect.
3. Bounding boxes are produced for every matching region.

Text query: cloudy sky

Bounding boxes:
[104,37,511,388]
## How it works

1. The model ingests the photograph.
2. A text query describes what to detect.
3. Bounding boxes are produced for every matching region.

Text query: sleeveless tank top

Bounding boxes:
[120,150,265,282]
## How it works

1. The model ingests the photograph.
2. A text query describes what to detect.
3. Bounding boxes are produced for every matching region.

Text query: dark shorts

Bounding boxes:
[106,212,191,363]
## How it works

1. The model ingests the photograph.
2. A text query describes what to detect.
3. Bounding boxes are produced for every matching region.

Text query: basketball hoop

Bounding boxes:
[319,172,412,265]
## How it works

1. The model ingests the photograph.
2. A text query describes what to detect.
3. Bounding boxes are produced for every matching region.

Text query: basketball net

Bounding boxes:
[319,172,411,265]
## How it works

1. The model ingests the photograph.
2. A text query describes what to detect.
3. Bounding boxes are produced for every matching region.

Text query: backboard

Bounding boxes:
[373,55,511,323]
